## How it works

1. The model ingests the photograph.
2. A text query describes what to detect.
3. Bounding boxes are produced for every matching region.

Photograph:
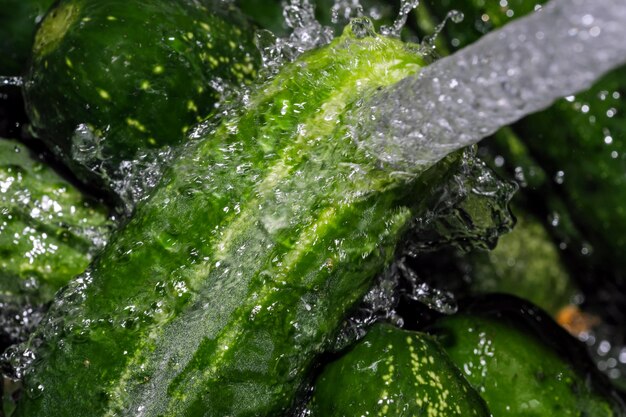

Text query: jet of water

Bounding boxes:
[353,0,626,170]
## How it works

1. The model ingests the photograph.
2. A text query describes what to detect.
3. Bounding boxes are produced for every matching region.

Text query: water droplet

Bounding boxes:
[449,10,464,24]
[331,0,364,24]
[554,170,565,184]
[349,17,375,39]
[380,0,420,37]
[0,76,24,87]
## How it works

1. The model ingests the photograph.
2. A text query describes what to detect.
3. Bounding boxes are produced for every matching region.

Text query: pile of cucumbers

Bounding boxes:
[1,0,625,416]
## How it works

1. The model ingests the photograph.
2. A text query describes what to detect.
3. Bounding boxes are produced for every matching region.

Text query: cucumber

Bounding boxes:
[465,208,577,316]
[431,308,622,416]
[24,0,260,206]
[0,138,111,305]
[0,138,111,345]
[0,0,54,75]
[12,22,469,417]
[308,324,490,417]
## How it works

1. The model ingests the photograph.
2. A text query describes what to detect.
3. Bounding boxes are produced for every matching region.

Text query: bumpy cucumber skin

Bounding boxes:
[24,0,259,193]
[0,139,111,305]
[432,314,618,416]
[14,26,464,417]
[0,0,54,75]
[309,324,490,417]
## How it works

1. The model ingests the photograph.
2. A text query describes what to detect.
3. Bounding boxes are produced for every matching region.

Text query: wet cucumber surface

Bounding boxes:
[308,324,490,417]
[0,138,111,307]
[24,0,260,203]
[12,23,472,417]
[431,312,621,416]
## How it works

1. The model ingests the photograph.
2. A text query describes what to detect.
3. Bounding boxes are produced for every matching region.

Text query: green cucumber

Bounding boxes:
[466,208,577,316]
[308,324,490,417]
[13,22,468,417]
[0,0,54,75]
[431,310,621,416]
[24,0,260,205]
[0,138,111,306]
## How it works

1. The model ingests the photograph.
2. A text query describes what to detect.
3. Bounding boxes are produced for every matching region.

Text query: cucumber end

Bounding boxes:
[33,2,80,58]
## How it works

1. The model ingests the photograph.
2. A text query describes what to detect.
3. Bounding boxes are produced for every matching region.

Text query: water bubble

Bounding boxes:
[71,124,105,171]
[449,10,465,24]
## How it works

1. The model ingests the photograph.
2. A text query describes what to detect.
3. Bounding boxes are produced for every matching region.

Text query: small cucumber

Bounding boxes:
[466,208,577,316]
[24,0,260,206]
[13,22,468,417]
[308,324,490,417]
[431,308,622,416]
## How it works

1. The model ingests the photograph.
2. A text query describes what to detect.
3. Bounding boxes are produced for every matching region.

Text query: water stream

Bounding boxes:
[354,0,626,169]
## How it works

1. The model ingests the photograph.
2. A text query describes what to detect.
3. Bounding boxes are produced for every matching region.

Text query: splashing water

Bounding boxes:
[254,0,437,74]
[0,76,23,87]
[403,149,516,254]
[354,0,626,170]
[380,0,420,37]
[330,0,364,24]
[331,147,515,352]
[420,10,464,52]
[255,0,333,75]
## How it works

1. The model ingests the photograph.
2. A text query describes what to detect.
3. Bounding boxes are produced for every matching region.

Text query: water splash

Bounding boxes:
[420,10,464,53]
[331,148,514,351]
[380,0,420,37]
[255,0,333,75]
[69,123,176,213]
[331,0,364,24]
[404,148,516,254]
[0,76,23,87]
[354,0,626,170]
[331,264,403,352]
